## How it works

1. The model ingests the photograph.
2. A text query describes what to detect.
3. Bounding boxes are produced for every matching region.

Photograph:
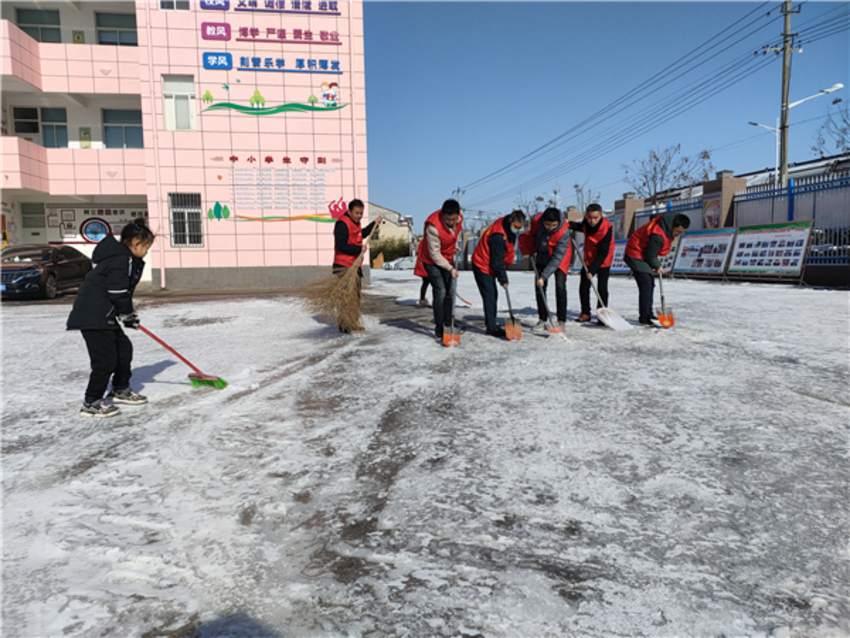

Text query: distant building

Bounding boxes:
[367,202,413,246]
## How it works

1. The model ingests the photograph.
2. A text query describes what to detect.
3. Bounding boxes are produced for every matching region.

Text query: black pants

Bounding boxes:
[81,328,133,404]
[424,262,453,336]
[419,277,430,301]
[579,267,610,315]
[473,266,500,331]
[633,270,656,322]
[535,266,567,322]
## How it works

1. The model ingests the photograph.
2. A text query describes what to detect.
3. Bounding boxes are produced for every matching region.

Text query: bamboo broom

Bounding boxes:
[301,228,375,333]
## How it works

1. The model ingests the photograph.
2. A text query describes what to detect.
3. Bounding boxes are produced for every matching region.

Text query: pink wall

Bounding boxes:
[135,0,368,276]
[2,1,367,281]
[1,136,146,196]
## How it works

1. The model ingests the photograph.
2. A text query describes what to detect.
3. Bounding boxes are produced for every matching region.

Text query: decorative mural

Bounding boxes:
[202,83,347,115]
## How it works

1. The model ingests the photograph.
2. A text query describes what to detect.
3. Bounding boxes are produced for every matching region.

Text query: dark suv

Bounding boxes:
[1,245,93,299]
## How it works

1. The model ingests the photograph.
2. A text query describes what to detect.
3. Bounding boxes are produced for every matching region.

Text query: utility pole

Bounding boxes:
[452,187,465,204]
[778,0,800,188]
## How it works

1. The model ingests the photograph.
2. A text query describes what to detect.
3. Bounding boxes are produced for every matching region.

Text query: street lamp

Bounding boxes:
[777,83,844,188]
[748,119,780,186]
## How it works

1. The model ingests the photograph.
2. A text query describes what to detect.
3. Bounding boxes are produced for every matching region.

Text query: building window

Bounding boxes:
[20,203,46,230]
[103,109,143,149]
[160,0,190,10]
[41,108,68,148]
[12,107,39,137]
[96,13,138,46]
[163,76,196,131]
[16,8,61,42]
[168,194,203,247]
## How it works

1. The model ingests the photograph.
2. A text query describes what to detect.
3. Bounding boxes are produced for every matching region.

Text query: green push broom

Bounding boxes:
[139,325,228,389]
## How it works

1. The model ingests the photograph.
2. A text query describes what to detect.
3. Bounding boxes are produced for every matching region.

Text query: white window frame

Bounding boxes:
[168,194,203,247]
[162,76,197,131]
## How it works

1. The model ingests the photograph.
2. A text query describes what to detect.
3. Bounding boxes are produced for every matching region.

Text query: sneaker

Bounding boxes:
[639,317,661,327]
[575,314,591,323]
[80,400,120,418]
[532,320,547,331]
[109,387,148,405]
[486,326,507,338]
[418,299,430,308]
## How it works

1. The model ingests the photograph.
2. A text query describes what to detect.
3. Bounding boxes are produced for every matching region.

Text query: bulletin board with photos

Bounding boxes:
[726,220,812,279]
[673,228,737,276]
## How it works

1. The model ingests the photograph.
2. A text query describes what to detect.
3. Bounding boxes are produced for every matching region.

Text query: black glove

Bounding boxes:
[118,312,140,329]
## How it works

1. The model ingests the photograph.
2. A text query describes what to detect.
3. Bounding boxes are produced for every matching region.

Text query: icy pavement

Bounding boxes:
[1,271,848,638]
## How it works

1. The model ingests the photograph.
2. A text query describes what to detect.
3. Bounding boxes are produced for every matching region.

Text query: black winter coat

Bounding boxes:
[67,235,145,330]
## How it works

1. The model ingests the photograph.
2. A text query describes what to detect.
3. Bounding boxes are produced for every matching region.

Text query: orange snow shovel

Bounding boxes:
[504,286,521,341]
[656,273,674,328]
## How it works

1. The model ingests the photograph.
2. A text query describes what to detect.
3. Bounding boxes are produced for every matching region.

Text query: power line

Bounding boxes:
[460,0,778,193]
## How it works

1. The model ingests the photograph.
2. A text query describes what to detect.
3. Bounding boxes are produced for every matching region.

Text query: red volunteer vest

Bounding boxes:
[415,209,463,276]
[472,218,516,275]
[625,217,671,261]
[518,213,571,274]
[333,213,363,268]
[583,217,614,268]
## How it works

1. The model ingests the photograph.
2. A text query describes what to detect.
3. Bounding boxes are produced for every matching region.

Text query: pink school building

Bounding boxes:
[1,0,368,289]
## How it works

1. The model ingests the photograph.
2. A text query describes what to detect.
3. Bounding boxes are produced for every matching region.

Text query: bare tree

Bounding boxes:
[812,103,850,157]
[514,193,545,218]
[622,144,714,205]
[572,179,601,212]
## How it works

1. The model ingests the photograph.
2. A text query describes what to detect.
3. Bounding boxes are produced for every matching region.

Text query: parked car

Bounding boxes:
[382,256,416,270]
[1,244,93,299]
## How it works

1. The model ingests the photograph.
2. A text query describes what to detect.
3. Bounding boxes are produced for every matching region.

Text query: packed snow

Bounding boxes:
[1,271,848,638]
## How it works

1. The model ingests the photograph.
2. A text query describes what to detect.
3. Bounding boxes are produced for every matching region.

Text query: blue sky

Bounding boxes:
[362,1,849,226]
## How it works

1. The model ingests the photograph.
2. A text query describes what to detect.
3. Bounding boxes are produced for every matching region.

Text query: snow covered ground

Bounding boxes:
[1,271,848,638]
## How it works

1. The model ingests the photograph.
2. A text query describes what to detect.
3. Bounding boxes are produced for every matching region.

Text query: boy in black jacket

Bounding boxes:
[67,220,155,417]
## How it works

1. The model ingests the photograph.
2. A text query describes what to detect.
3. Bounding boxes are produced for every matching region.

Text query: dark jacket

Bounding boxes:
[536,210,569,279]
[569,219,613,274]
[333,216,377,259]
[623,211,677,274]
[487,216,519,285]
[67,235,145,330]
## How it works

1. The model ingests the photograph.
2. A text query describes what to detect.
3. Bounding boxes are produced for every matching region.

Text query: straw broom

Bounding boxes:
[302,235,373,332]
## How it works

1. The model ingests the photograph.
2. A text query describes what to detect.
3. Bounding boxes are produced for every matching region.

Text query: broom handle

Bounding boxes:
[351,217,380,270]
[569,232,608,310]
[139,325,204,376]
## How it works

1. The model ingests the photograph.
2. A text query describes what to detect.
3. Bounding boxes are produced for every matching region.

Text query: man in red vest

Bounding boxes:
[569,203,614,324]
[519,207,571,330]
[332,198,381,332]
[333,198,381,275]
[471,210,525,337]
[624,211,690,326]
[414,199,462,341]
